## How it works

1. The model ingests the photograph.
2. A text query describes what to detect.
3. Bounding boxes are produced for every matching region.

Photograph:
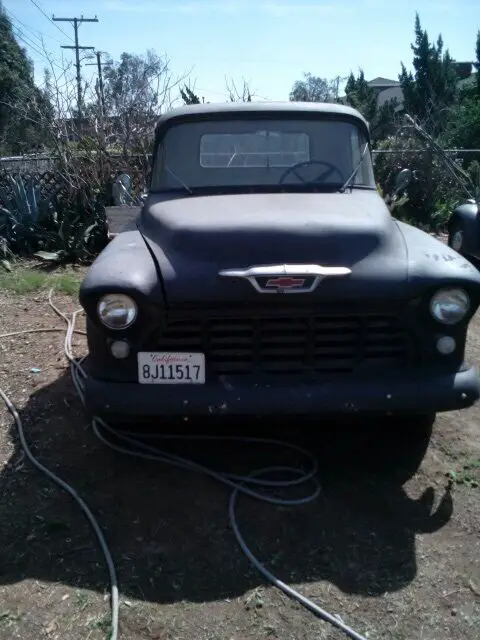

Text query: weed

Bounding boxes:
[446,458,480,488]
[75,591,92,612]
[245,587,265,611]
[87,613,111,639]
[0,610,22,629]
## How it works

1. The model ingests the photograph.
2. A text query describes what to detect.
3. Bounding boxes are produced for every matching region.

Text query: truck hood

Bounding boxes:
[139,191,409,305]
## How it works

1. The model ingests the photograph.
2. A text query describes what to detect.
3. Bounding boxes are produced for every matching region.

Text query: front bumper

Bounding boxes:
[84,365,480,418]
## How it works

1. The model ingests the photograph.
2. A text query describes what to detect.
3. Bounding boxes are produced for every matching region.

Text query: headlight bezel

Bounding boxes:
[429,287,470,325]
[97,293,138,330]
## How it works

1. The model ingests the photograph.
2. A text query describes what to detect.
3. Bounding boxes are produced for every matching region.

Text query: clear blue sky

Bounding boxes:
[3,0,479,104]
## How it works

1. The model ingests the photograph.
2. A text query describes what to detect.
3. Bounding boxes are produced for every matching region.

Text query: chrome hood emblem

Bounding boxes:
[219,264,351,294]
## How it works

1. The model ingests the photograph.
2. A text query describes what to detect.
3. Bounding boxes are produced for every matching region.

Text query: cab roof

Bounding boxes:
[154,100,369,136]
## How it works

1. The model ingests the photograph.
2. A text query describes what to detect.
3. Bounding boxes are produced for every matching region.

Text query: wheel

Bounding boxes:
[448,220,465,254]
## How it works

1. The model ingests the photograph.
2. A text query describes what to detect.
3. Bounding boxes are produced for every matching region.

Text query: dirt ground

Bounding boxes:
[0,287,479,640]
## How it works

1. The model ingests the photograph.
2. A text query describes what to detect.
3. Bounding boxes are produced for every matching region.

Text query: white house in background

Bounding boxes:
[366,64,476,114]
[367,77,404,112]
[338,76,405,111]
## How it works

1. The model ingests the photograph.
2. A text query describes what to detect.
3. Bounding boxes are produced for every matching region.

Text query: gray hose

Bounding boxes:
[0,291,369,640]
[0,386,120,640]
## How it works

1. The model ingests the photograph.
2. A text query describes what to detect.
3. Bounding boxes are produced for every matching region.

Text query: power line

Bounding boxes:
[5,6,65,46]
[28,0,74,42]
[4,7,73,86]
[13,28,48,60]
[6,13,80,106]
[13,29,65,73]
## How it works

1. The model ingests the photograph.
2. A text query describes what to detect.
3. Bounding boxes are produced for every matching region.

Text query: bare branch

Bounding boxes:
[225,77,254,102]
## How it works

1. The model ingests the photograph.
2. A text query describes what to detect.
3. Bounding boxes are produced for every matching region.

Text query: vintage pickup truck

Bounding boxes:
[79,102,480,440]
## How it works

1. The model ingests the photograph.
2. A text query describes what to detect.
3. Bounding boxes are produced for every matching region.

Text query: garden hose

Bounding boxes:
[0,291,369,640]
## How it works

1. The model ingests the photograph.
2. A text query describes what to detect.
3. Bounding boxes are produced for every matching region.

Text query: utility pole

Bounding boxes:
[86,52,112,118]
[52,15,99,118]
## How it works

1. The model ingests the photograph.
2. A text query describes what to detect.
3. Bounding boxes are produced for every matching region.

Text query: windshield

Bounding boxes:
[151,117,375,192]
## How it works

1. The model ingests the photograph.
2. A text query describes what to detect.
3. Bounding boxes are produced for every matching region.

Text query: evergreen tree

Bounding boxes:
[0,2,52,153]
[344,70,377,122]
[475,30,480,96]
[442,31,480,161]
[399,13,457,133]
[180,85,201,105]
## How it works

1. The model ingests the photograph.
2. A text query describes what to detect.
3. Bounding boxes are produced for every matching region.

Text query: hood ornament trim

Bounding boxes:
[219,264,351,294]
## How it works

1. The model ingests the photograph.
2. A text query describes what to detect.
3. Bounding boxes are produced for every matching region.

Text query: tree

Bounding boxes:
[344,70,377,122]
[225,78,252,102]
[289,73,341,103]
[344,70,397,144]
[102,50,183,157]
[447,32,480,154]
[0,3,52,153]
[399,13,457,133]
[475,30,480,96]
[180,85,201,105]
[442,98,480,160]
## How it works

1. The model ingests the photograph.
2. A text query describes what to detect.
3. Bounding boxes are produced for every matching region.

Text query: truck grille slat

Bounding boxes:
[154,313,412,376]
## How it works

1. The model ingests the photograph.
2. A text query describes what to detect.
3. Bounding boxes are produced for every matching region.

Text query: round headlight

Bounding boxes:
[430,288,470,325]
[97,294,137,330]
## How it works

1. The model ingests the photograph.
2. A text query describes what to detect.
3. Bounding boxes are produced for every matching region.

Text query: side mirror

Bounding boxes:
[395,168,412,192]
[113,173,137,206]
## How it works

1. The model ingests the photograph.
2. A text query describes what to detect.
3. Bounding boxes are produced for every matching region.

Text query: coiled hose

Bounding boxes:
[0,291,368,640]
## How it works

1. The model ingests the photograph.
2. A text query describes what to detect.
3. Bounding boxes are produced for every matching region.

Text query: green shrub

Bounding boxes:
[374,134,467,231]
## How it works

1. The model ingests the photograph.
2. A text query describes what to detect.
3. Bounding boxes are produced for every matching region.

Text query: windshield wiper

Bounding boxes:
[339,142,370,192]
[165,165,193,195]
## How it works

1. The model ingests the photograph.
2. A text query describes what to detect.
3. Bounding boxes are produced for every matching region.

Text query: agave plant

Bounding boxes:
[0,174,58,223]
[0,173,109,264]
[0,174,59,255]
[34,191,109,264]
[0,235,13,271]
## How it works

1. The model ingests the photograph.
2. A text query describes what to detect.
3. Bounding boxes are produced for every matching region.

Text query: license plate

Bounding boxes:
[138,352,205,384]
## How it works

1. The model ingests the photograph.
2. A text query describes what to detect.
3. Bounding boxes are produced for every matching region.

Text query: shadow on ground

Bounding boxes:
[0,371,453,605]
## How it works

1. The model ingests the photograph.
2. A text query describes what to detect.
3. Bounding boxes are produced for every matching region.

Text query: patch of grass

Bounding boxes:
[0,267,82,297]
[446,458,480,488]
[75,591,92,612]
[53,274,81,296]
[244,587,266,611]
[91,612,112,637]
[0,610,22,630]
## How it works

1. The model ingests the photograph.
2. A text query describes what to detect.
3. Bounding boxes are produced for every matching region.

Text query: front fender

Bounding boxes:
[396,220,480,302]
[79,230,165,323]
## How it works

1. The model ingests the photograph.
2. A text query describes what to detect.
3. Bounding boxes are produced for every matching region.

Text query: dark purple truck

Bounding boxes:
[79,101,480,444]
